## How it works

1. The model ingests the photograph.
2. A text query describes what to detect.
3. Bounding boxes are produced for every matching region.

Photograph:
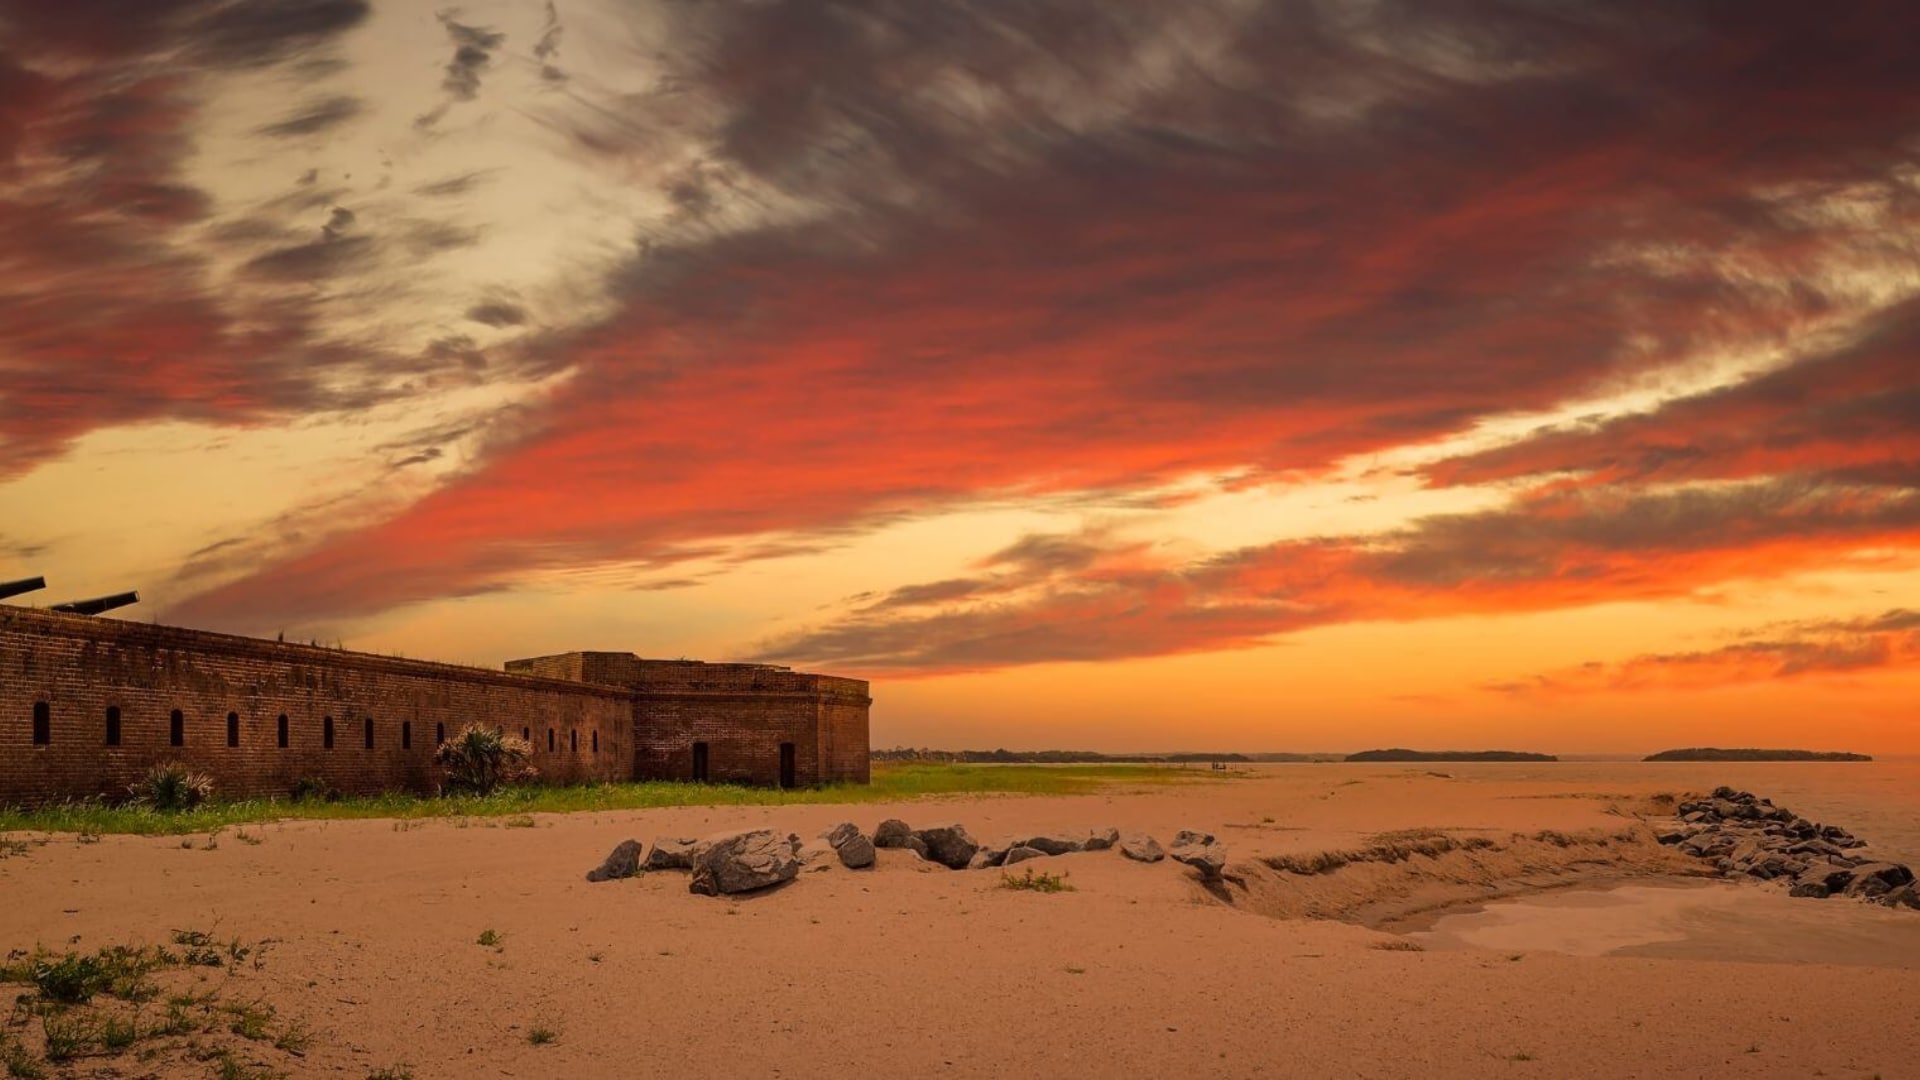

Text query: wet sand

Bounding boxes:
[3,762,1917,1078]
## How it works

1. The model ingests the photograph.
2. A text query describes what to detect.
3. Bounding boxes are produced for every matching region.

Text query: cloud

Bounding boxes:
[464,299,526,327]
[256,95,361,138]
[747,474,1920,674]
[437,15,504,103]
[1492,609,1920,695]
[3,0,1916,657]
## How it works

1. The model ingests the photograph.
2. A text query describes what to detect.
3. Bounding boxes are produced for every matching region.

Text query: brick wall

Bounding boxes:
[1,609,631,808]
[509,654,872,787]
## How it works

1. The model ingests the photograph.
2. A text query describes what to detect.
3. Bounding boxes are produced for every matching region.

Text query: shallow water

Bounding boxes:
[1408,880,1920,969]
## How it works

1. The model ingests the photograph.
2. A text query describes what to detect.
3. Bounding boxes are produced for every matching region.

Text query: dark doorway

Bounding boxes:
[226,712,239,748]
[106,706,121,748]
[779,742,797,790]
[691,741,709,783]
[277,714,288,749]
[32,702,50,746]
[171,709,184,747]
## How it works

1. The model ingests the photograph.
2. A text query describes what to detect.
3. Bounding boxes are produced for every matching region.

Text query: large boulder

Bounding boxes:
[1169,832,1226,880]
[1083,827,1121,852]
[688,830,802,896]
[873,819,914,848]
[585,839,643,883]
[1018,833,1085,857]
[1170,842,1227,881]
[914,824,979,869]
[834,831,876,870]
[1119,834,1164,863]
[645,836,702,871]
[1003,845,1047,866]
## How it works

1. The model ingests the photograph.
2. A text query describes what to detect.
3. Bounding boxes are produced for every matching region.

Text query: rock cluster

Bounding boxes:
[583,820,1230,896]
[1657,787,1918,909]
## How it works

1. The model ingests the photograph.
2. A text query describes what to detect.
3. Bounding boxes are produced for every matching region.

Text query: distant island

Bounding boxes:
[871,748,1345,764]
[1643,748,1873,762]
[1345,748,1557,762]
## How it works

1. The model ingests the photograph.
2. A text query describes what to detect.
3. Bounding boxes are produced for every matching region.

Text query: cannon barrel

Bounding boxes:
[0,577,47,601]
[49,590,140,616]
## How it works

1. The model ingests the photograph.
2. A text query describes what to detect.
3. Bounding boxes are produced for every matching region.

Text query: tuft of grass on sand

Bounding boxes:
[366,1068,415,1080]
[526,1024,559,1047]
[0,763,1225,836]
[1000,868,1075,893]
[476,930,502,949]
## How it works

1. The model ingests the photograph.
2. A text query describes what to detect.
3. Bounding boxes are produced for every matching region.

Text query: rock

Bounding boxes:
[873,819,913,848]
[902,835,929,859]
[1882,884,1920,910]
[1003,845,1047,866]
[585,839,644,882]
[1788,879,1831,899]
[688,829,802,896]
[968,844,1010,870]
[644,836,702,871]
[1084,827,1121,851]
[1170,841,1227,881]
[836,832,876,869]
[796,839,836,867]
[1843,862,1915,899]
[825,822,863,849]
[914,824,980,869]
[1119,833,1164,863]
[1654,826,1691,846]
[1173,829,1216,847]
[1018,833,1085,857]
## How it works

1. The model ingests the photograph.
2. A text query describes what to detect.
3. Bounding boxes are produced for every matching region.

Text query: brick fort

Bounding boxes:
[1,602,870,809]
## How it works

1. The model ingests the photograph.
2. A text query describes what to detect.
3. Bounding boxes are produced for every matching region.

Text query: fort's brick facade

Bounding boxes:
[1,608,870,809]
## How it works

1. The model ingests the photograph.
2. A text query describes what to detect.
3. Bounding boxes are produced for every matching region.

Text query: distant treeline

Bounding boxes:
[870,748,1344,764]
[1344,748,1558,762]
[1643,748,1873,762]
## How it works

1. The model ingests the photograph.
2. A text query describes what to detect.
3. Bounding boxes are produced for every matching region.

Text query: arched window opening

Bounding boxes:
[591,729,598,754]
[570,728,578,753]
[436,722,445,746]
[402,720,412,750]
[226,712,240,748]
[105,706,121,748]
[31,701,50,746]
[277,714,289,748]
[323,715,335,750]
[170,709,184,747]
[364,716,374,750]
[547,728,555,752]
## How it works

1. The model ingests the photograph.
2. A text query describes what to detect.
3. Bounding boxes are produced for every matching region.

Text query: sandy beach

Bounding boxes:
[4,761,1918,1079]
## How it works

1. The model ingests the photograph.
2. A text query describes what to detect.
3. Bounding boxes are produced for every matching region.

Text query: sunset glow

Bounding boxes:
[4,0,1917,753]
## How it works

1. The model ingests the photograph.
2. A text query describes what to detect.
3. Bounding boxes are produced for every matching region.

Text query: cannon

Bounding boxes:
[49,591,140,616]
[0,577,47,601]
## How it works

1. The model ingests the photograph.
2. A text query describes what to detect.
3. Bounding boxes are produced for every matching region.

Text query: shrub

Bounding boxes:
[130,763,213,811]
[290,776,339,803]
[1000,868,1074,893]
[434,725,535,796]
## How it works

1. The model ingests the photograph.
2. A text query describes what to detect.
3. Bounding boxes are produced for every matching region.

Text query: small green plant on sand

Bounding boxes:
[366,1067,415,1080]
[1000,868,1074,893]
[526,1023,559,1046]
[476,930,502,948]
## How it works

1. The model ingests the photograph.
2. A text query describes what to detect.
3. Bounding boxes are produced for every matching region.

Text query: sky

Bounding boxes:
[2,0,1917,754]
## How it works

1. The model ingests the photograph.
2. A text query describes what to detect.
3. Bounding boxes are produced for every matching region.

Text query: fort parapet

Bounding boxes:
[1,607,869,808]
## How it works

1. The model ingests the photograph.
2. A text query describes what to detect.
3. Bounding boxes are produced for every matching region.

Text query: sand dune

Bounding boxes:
[2,763,1917,1078]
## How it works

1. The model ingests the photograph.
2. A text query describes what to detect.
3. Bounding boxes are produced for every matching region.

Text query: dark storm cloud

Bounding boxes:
[465,300,527,327]
[256,95,362,138]
[438,15,504,102]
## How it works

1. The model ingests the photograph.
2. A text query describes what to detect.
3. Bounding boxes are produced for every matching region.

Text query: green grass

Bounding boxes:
[0,763,1224,836]
[526,1024,559,1047]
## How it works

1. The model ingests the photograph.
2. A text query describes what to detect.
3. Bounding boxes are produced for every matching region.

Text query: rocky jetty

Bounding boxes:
[583,819,1231,896]
[1657,787,1917,909]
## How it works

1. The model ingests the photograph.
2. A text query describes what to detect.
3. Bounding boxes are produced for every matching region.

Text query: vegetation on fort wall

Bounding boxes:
[0,763,1228,836]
